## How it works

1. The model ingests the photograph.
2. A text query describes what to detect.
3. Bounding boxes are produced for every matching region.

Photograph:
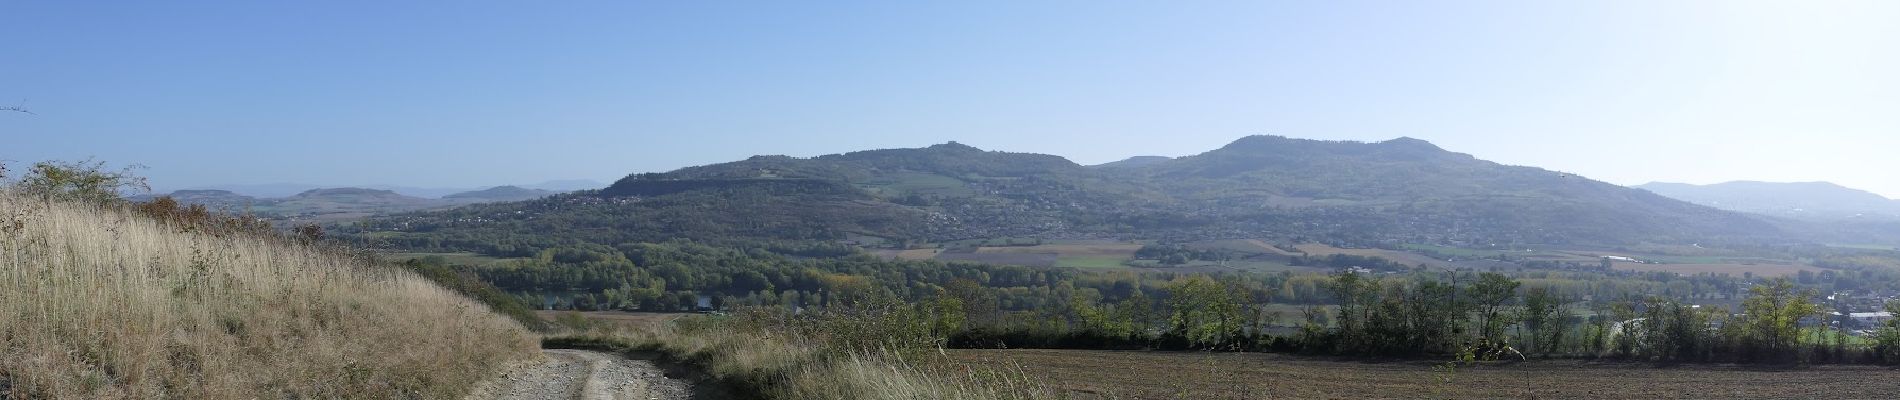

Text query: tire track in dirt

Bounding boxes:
[466,349,693,400]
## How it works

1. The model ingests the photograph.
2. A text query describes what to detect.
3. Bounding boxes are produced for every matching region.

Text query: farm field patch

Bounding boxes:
[871,248,941,261]
[1401,243,1520,258]
[974,243,1143,256]
[947,243,1143,269]
[1127,259,1318,273]
[1294,243,1449,267]
[952,349,1900,399]
[1055,256,1129,269]
[935,251,1060,267]
[1610,261,1821,277]
[1189,239,1299,256]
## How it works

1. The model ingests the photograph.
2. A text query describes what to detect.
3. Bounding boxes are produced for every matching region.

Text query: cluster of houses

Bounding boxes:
[1658,290,1899,336]
[1824,290,1898,335]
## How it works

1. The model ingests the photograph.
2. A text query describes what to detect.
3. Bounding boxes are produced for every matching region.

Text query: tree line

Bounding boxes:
[425,238,1900,364]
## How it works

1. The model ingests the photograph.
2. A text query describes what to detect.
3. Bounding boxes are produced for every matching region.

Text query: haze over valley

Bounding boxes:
[1638,181,1900,220]
[10,1,1900,399]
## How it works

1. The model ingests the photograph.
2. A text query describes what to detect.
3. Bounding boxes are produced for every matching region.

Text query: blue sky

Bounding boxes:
[4,1,1898,197]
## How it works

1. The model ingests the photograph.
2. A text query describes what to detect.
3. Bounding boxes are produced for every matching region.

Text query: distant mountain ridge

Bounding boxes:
[1119,136,1778,244]
[353,135,1837,256]
[171,180,605,198]
[136,185,570,225]
[443,185,557,202]
[1636,181,1900,220]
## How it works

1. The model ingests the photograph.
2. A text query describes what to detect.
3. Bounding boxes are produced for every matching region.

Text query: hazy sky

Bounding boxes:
[4,1,1898,197]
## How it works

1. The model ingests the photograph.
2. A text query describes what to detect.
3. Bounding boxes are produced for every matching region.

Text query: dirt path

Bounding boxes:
[465,349,694,400]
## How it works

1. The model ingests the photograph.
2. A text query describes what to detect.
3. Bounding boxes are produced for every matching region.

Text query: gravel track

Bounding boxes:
[465,349,694,400]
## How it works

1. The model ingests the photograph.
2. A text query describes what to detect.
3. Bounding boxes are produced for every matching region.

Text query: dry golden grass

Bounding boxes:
[0,191,537,399]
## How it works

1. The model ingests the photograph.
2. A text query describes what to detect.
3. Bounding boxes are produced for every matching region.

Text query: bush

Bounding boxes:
[9,159,148,205]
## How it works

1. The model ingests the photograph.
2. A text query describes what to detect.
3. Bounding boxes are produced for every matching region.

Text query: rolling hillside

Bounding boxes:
[351,136,1804,257]
[442,185,558,203]
[1121,136,1783,244]
[135,185,561,226]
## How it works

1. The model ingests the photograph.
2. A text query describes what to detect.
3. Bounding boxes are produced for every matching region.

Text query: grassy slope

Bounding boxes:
[0,192,537,399]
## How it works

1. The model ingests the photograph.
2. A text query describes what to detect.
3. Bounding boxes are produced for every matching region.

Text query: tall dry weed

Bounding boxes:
[553,309,1056,400]
[0,190,537,399]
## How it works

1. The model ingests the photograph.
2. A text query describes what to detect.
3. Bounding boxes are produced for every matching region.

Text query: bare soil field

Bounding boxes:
[975,243,1143,257]
[1188,239,1301,256]
[932,243,1143,268]
[870,248,941,261]
[1611,261,1821,278]
[1525,251,1608,262]
[953,349,1900,399]
[936,251,1061,267]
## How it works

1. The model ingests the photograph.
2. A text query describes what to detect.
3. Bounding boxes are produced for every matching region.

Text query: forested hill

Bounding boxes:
[351,136,1801,257]
[661,141,1085,180]
[1117,136,1782,245]
[1089,156,1174,170]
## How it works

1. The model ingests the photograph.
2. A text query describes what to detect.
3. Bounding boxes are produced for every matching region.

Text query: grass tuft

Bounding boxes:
[547,310,1056,400]
[0,190,537,399]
